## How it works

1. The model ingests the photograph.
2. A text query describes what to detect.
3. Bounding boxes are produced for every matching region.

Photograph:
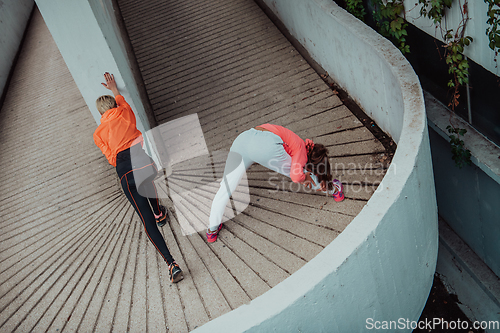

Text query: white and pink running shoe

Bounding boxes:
[330,179,344,202]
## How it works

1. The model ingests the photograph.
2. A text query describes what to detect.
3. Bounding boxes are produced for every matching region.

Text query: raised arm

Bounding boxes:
[101,72,120,97]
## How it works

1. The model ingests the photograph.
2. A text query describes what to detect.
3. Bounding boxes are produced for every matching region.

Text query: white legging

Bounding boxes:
[208,128,323,231]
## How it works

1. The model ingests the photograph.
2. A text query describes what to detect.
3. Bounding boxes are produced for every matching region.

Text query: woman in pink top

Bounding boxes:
[207,124,344,242]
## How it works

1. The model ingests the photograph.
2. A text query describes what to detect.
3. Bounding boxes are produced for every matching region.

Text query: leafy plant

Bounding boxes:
[347,0,490,168]
[418,0,453,24]
[447,125,472,168]
[444,34,473,88]
[443,31,473,109]
[372,0,410,54]
[485,0,500,60]
[346,0,366,21]
[439,3,472,111]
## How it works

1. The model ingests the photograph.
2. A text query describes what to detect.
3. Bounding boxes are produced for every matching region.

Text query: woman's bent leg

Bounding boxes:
[208,128,290,231]
[208,151,252,231]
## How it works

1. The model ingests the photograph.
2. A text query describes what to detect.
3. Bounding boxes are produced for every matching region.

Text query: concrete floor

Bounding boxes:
[0,1,391,332]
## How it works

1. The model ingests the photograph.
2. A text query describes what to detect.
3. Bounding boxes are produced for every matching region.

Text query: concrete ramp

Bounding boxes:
[0,2,391,332]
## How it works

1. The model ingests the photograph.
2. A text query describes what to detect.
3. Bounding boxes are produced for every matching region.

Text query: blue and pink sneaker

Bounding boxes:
[330,179,344,202]
[206,224,223,243]
[155,205,169,227]
[168,262,183,283]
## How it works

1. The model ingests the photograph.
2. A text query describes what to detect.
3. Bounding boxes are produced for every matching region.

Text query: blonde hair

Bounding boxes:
[96,95,117,114]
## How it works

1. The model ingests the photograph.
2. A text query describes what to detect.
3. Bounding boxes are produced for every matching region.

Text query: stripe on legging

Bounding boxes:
[125,174,170,264]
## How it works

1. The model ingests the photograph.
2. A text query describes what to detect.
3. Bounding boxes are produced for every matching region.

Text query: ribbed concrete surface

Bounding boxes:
[0,2,391,332]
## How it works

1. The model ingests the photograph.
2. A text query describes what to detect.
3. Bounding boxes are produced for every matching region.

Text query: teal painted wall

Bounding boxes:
[429,127,500,277]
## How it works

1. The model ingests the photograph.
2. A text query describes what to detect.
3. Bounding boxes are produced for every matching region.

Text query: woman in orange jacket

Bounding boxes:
[94,73,183,283]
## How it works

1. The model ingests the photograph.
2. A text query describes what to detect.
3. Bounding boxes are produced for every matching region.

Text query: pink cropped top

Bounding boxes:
[259,123,308,183]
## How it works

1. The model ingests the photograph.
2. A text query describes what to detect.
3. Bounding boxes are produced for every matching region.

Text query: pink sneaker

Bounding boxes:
[331,179,344,202]
[206,224,223,243]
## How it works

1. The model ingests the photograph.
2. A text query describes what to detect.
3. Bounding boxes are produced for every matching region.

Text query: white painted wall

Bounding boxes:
[194,0,438,331]
[404,0,499,76]
[0,0,34,100]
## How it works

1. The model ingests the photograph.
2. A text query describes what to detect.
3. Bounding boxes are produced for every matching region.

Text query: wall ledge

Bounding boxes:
[425,91,500,185]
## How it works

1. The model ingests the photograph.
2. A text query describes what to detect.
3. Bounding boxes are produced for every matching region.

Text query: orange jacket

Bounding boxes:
[259,123,308,183]
[93,95,143,167]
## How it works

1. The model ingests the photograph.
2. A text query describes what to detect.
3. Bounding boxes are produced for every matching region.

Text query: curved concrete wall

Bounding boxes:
[194,0,438,332]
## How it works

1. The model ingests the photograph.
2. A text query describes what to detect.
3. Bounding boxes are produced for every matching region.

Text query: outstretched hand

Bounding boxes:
[101,72,119,96]
[302,172,327,192]
[302,172,316,189]
[319,180,327,192]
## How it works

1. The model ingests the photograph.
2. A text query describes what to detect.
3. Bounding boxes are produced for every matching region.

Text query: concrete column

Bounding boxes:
[34,0,158,157]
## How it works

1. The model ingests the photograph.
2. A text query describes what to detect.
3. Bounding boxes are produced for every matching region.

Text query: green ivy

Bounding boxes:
[446,125,472,168]
[342,0,495,168]
[372,0,410,54]
[440,9,473,111]
[346,0,366,21]
[485,0,500,55]
[418,0,453,24]
[444,32,473,88]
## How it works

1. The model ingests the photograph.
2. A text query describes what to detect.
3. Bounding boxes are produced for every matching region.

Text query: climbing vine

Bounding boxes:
[342,0,500,167]
[439,2,473,167]
[418,0,453,23]
[485,0,500,61]
[372,0,410,54]
[444,31,473,108]
[440,3,473,108]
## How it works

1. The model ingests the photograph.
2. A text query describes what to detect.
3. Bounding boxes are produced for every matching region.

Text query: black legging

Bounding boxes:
[116,144,174,265]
